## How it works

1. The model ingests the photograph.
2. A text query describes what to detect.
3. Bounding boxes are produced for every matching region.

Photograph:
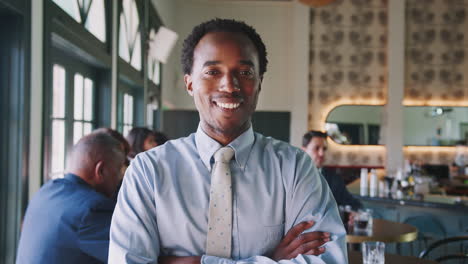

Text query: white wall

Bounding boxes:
[156,0,310,146]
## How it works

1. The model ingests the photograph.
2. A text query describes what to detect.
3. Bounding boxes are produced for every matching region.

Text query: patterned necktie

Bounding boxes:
[206,147,235,258]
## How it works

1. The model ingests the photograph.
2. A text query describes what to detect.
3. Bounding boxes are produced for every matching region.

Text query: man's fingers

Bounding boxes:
[289,242,327,259]
[286,231,329,252]
[304,246,326,256]
[279,221,315,247]
[287,235,329,256]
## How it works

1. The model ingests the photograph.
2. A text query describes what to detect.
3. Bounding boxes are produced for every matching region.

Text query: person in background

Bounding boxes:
[16,132,126,264]
[94,127,130,167]
[126,127,158,159]
[109,18,346,264]
[302,130,362,210]
[154,130,169,146]
[93,127,131,200]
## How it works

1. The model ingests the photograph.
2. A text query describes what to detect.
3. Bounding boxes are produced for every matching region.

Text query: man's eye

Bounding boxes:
[240,70,253,76]
[205,70,219,75]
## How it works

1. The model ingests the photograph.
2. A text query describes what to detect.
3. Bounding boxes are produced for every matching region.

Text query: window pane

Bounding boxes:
[123,125,132,137]
[50,172,64,180]
[129,95,134,124]
[127,0,139,37]
[153,61,160,85]
[131,32,141,70]
[52,0,81,23]
[51,120,65,174]
[123,93,128,123]
[85,0,106,42]
[84,78,93,121]
[52,64,66,118]
[119,12,130,62]
[148,59,154,81]
[83,122,93,136]
[73,122,83,144]
[119,0,141,70]
[74,74,84,120]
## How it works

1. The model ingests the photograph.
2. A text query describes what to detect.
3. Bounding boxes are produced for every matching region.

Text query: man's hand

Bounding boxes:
[270,221,330,261]
[159,256,202,264]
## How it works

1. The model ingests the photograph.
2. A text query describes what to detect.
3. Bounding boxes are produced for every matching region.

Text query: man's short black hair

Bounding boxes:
[302,130,328,148]
[181,18,268,76]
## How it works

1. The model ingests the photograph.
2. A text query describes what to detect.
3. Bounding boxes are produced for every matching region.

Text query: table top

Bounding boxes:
[346,218,418,243]
[348,250,438,264]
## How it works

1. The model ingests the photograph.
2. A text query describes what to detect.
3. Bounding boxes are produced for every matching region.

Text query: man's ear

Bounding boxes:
[184,74,193,96]
[94,160,105,184]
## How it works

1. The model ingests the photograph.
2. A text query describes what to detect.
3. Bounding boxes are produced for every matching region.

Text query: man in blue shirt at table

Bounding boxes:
[109,18,347,264]
[16,132,126,263]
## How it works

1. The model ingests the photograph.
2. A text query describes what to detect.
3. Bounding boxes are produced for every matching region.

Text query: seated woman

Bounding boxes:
[126,127,168,159]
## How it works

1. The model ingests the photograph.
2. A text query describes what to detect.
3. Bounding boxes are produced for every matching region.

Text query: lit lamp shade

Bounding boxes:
[298,0,335,7]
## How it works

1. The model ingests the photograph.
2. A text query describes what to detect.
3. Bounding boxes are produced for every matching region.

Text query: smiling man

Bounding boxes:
[109,19,347,264]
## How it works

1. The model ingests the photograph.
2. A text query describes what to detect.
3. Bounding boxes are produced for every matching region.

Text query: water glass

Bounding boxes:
[362,241,385,264]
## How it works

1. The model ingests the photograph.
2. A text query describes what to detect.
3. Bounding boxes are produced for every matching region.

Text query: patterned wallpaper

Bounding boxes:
[403,0,468,165]
[308,0,388,166]
[307,0,468,167]
[405,0,468,106]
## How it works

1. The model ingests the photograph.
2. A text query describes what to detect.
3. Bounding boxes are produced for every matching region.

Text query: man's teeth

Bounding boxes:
[217,102,240,109]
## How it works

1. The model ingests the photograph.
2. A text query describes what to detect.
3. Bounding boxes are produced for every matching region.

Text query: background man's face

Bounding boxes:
[184,31,262,140]
[303,137,328,168]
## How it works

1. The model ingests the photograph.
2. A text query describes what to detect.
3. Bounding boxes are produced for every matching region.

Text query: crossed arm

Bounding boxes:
[158,221,330,264]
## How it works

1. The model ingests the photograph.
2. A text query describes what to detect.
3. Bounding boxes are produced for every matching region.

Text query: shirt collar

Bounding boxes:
[64,173,89,187]
[195,124,255,171]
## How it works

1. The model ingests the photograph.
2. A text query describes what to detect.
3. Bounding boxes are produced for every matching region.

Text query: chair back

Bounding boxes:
[419,236,468,263]
[401,215,446,256]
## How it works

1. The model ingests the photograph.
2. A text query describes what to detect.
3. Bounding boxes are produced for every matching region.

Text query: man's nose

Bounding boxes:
[220,74,240,92]
[318,149,325,157]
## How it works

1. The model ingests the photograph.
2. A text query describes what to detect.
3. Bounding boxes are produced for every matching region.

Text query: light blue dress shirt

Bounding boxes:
[109,125,347,264]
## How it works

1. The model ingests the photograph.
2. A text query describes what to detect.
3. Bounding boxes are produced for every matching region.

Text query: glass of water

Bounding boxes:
[362,241,385,264]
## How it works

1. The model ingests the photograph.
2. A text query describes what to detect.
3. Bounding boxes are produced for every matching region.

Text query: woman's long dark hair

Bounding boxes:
[126,127,154,159]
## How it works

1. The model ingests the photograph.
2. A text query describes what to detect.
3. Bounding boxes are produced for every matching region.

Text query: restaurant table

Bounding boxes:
[346,219,418,243]
[348,250,438,264]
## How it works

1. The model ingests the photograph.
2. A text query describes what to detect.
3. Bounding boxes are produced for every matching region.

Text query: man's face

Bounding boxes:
[303,137,328,168]
[184,32,262,143]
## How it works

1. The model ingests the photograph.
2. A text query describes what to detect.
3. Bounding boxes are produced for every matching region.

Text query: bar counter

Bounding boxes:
[346,180,468,256]
[356,194,468,210]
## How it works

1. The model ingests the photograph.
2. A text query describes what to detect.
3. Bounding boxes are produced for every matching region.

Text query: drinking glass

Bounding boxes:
[362,241,385,264]
[353,210,372,235]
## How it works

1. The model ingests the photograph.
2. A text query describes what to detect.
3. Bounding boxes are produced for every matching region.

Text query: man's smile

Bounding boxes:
[213,101,242,110]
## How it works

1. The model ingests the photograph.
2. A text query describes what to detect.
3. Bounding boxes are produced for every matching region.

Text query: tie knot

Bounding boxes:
[214,147,235,163]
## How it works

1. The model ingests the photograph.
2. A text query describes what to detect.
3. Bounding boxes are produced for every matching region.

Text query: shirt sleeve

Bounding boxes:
[77,199,114,262]
[108,155,161,263]
[201,150,348,264]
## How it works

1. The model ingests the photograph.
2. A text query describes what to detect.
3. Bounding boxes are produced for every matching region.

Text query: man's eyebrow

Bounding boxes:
[239,60,254,66]
[202,61,220,67]
[202,60,254,67]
